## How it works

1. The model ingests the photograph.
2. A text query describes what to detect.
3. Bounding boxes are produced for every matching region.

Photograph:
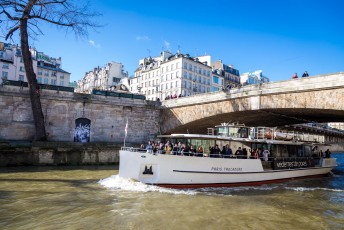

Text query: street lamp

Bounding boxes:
[192,79,197,95]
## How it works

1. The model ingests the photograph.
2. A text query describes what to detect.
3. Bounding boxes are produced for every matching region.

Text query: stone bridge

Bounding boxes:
[160,72,344,134]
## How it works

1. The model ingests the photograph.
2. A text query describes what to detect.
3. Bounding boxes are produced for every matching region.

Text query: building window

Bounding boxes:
[213,76,219,84]
[0,52,3,58]
[189,64,192,71]
[44,71,49,76]
[1,71,8,79]
[60,75,64,79]
[19,75,24,81]
[183,62,187,69]
[20,58,23,63]
[183,71,187,78]
[38,71,42,75]
[176,63,179,69]
[37,77,42,83]
[19,66,25,72]
[51,79,56,85]
[113,77,120,83]
[44,78,48,84]
[60,81,64,86]
[2,64,9,69]
[171,64,174,70]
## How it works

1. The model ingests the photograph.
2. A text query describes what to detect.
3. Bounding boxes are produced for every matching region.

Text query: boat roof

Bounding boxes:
[157,134,313,146]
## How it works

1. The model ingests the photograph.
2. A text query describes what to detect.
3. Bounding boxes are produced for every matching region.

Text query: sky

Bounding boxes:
[4,0,344,82]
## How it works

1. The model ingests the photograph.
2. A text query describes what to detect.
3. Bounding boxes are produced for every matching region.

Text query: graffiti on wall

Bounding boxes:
[74,118,91,143]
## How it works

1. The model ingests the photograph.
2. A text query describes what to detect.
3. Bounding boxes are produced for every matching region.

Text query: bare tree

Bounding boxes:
[0,0,100,141]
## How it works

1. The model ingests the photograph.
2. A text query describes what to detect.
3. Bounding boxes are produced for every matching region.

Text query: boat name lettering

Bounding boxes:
[211,167,242,172]
[274,159,315,169]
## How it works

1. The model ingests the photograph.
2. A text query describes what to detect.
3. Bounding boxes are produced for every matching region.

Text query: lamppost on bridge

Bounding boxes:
[192,79,197,95]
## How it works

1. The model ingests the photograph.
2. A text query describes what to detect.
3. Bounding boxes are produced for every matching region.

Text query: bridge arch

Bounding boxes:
[160,72,344,134]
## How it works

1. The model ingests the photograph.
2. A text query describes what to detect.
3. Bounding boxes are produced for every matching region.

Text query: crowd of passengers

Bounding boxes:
[139,141,271,160]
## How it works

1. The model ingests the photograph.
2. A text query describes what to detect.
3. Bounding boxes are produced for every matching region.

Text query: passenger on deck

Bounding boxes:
[325,149,331,158]
[172,143,179,155]
[145,141,153,153]
[197,146,204,157]
[242,148,248,159]
[158,142,165,154]
[222,144,233,158]
[234,147,243,158]
[257,148,262,159]
[182,144,190,156]
[152,143,157,154]
[251,149,259,159]
[211,144,221,158]
[262,149,270,161]
[312,146,319,158]
[165,142,172,154]
[189,145,196,156]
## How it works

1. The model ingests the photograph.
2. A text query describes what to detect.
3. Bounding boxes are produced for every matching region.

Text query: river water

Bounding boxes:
[0,154,343,230]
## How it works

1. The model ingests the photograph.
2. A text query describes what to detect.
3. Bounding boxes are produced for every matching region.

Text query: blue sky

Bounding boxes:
[8,0,344,82]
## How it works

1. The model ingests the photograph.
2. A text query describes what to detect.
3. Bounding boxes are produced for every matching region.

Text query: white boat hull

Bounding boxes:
[119,149,337,188]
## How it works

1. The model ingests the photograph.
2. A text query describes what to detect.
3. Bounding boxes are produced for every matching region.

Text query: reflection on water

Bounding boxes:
[0,154,343,230]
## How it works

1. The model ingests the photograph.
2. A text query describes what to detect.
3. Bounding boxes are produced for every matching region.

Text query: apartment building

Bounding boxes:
[0,41,70,86]
[130,51,224,101]
[240,70,270,85]
[211,60,241,87]
[76,61,128,93]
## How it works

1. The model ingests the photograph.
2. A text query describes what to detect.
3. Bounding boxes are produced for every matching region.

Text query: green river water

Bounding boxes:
[0,154,343,230]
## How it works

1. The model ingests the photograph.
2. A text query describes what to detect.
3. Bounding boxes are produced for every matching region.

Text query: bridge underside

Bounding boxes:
[164,108,344,134]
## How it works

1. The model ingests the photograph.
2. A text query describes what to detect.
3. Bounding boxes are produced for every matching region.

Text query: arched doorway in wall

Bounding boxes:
[74,118,91,143]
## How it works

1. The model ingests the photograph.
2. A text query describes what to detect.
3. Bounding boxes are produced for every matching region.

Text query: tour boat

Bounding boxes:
[119,124,337,188]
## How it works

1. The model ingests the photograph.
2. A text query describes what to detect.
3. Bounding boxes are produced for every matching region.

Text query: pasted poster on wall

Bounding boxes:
[74,118,91,143]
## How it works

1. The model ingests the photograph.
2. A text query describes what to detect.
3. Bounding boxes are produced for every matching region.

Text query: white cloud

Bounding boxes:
[136,35,150,41]
[89,40,101,49]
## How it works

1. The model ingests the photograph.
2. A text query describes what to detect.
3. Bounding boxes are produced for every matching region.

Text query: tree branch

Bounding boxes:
[5,25,20,40]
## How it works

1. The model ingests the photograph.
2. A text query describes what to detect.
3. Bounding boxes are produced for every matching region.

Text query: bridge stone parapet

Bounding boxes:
[160,72,344,134]
[0,85,160,144]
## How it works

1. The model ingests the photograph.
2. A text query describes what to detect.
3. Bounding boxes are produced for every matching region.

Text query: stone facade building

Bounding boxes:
[211,60,241,88]
[76,61,129,94]
[130,51,226,101]
[240,70,270,85]
[0,41,70,86]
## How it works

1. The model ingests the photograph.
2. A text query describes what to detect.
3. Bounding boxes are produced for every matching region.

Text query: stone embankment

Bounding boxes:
[0,141,125,166]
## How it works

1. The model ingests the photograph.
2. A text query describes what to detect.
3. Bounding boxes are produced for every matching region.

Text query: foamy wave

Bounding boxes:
[285,187,344,192]
[98,175,198,195]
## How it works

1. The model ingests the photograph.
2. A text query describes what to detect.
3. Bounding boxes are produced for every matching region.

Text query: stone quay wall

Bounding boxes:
[0,141,121,166]
[0,85,161,145]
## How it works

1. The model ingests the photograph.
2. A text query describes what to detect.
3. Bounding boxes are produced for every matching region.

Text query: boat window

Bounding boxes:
[216,127,249,138]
